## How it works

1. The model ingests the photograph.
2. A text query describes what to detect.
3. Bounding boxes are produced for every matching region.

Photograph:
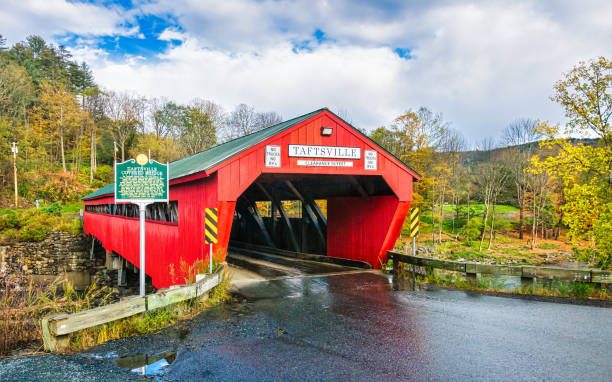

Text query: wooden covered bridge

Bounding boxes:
[83,108,421,288]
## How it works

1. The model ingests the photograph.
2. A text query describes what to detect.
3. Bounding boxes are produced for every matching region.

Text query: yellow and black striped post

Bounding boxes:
[409,207,419,256]
[409,208,419,238]
[204,207,218,274]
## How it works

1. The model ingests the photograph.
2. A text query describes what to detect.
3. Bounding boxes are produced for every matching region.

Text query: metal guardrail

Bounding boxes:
[41,262,227,352]
[388,251,612,284]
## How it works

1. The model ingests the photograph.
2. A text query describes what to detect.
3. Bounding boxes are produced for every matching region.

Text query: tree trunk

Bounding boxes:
[488,202,496,250]
[438,185,445,243]
[90,128,96,184]
[59,127,66,173]
[554,212,563,240]
[432,198,436,244]
[519,194,524,239]
[531,193,537,250]
[454,195,459,238]
[467,191,471,222]
[479,195,490,252]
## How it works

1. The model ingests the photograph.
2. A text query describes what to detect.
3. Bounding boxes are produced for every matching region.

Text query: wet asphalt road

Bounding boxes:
[1,271,611,381]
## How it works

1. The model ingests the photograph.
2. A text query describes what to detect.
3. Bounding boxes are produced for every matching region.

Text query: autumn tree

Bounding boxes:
[82,88,107,183]
[33,83,81,172]
[531,57,612,267]
[502,118,540,239]
[224,104,282,141]
[179,106,217,155]
[105,91,145,162]
[475,139,509,251]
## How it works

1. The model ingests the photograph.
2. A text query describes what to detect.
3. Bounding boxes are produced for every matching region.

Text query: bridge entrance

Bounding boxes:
[230,173,395,258]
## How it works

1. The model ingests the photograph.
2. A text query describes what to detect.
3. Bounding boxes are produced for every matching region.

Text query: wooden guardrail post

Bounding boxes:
[41,318,70,352]
[392,259,415,291]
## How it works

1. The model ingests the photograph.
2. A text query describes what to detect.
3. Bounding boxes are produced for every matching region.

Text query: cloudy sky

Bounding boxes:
[1,0,611,142]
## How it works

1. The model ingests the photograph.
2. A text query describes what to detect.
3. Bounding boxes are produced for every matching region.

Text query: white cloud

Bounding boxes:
[12,0,612,142]
[158,28,187,42]
[0,0,135,44]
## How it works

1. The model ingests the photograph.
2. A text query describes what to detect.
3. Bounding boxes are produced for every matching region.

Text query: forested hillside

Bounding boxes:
[0,34,610,267]
[0,35,282,206]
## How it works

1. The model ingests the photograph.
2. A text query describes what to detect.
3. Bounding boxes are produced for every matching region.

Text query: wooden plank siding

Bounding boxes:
[84,109,418,287]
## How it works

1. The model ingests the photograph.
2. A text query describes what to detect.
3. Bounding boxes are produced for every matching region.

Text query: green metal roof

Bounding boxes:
[83,108,326,200]
[83,107,421,200]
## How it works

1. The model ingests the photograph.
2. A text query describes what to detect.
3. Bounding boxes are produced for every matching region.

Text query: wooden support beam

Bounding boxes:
[89,236,96,260]
[257,183,300,252]
[349,176,369,201]
[303,193,327,228]
[118,257,127,287]
[285,180,304,201]
[305,203,326,253]
[285,181,326,252]
[239,196,275,248]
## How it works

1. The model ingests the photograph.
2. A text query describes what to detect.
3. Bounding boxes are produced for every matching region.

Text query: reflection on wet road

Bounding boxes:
[1,272,611,381]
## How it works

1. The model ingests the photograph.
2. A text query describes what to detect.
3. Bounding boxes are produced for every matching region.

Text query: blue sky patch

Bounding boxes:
[394,47,412,59]
[61,13,183,59]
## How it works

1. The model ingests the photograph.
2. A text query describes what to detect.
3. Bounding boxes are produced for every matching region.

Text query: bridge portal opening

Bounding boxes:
[229,173,395,259]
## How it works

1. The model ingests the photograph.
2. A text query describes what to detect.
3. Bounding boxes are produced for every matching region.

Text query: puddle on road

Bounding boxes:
[115,351,177,377]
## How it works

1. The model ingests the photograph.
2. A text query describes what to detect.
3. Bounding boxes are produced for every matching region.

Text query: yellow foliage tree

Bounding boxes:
[32,83,82,172]
[531,57,612,267]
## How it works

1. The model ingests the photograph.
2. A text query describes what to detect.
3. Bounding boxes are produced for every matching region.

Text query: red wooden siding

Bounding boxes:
[84,109,418,287]
[84,177,219,288]
[327,196,410,267]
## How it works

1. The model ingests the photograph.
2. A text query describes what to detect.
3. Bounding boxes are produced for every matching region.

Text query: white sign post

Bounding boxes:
[137,202,148,296]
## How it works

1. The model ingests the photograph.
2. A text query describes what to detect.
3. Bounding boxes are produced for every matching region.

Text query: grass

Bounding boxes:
[441,203,519,214]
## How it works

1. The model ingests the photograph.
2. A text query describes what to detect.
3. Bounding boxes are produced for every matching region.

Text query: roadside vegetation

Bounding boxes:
[396,206,577,267]
[0,202,82,244]
[416,270,610,301]
[69,276,231,352]
[0,261,230,357]
[0,273,116,357]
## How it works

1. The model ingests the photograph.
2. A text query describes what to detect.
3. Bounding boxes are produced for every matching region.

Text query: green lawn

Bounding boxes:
[442,204,519,214]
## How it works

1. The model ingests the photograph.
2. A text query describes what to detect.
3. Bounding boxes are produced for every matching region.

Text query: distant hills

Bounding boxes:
[461,138,599,165]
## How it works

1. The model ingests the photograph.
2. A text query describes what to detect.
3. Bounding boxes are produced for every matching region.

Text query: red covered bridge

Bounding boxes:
[83,108,421,288]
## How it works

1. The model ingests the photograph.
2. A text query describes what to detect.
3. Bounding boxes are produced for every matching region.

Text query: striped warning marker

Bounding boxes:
[409,207,419,238]
[204,207,218,244]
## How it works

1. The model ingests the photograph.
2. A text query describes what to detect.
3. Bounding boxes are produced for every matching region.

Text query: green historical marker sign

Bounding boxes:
[115,154,169,297]
[114,155,169,203]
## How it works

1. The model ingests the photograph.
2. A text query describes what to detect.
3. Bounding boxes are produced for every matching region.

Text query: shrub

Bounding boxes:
[459,217,483,244]
[593,203,612,269]
[92,165,113,187]
[18,219,50,241]
[34,172,85,203]
[43,202,62,216]
[0,211,21,230]
[570,282,594,299]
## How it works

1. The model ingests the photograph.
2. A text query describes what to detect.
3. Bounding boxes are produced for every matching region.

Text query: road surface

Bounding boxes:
[1,260,610,381]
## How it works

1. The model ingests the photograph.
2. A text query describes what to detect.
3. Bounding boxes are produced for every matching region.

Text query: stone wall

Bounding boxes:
[0,231,105,289]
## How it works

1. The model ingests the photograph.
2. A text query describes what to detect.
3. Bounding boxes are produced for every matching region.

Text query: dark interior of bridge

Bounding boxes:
[229,174,395,255]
